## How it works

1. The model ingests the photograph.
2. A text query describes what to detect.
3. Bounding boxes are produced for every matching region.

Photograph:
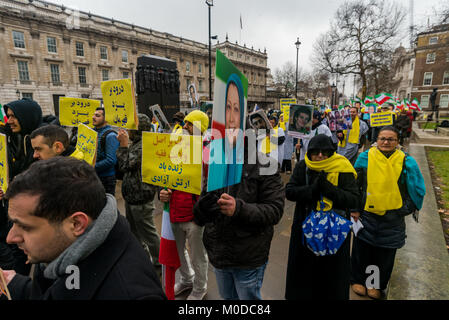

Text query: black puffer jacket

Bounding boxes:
[193,154,285,269]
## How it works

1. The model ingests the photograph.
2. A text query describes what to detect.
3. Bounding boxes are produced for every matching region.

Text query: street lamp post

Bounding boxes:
[295,37,301,99]
[206,0,214,101]
[331,83,336,107]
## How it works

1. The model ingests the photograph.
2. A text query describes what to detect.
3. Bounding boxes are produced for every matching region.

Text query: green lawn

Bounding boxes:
[427,150,449,209]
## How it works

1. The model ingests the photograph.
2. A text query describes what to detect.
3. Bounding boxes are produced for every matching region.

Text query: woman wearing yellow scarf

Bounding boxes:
[285,134,360,300]
[350,126,425,300]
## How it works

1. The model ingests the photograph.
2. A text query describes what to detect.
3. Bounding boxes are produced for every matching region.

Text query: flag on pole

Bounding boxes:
[364,96,374,105]
[159,202,180,300]
[411,98,422,111]
[374,93,394,106]
[0,105,7,125]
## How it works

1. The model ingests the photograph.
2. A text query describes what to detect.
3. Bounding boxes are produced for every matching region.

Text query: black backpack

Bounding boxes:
[100,129,124,180]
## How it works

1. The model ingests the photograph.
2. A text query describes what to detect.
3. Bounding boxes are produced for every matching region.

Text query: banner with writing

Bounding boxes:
[0,134,8,193]
[59,98,100,128]
[101,79,138,130]
[75,124,98,166]
[280,98,297,128]
[142,132,202,195]
[370,112,394,127]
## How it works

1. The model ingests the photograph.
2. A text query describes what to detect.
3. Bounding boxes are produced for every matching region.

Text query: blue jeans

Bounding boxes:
[214,263,267,300]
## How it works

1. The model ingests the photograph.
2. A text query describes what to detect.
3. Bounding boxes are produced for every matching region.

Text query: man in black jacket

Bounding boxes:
[0,157,165,300]
[194,146,285,300]
[30,125,76,160]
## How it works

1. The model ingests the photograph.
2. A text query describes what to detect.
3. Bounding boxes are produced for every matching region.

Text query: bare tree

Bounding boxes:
[311,0,406,98]
[273,61,304,98]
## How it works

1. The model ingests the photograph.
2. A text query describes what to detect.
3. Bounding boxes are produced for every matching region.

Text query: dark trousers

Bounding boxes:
[99,175,117,196]
[281,159,292,173]
[350,237,397,290]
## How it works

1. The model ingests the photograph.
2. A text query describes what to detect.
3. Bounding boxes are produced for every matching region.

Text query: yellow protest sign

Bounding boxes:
[370,112,394,128]
[74,124,98,166]
[142,132,203,195]
[101,79,138,130]
[59,97,101,128]
[0,134,9,193]
[281,98,297,127]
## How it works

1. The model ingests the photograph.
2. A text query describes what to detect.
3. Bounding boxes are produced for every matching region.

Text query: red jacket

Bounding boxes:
[169,190,198,223]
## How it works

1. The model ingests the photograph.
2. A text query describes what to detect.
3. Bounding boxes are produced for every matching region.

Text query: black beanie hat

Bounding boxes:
[307,134,336,156]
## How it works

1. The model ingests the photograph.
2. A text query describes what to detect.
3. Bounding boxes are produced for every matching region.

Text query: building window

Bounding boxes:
[429,37,438,45]
[13,31,25,48]
[100,46,108,60]
[78,67,87,84]
[186,78,191,88]
[440,94,449,108]
[426,53,436,64]
[81,94,90,99]
[76,42,84,57]
[198,80,203,92]
[421,95,430,107]
[423,72,433,86]
[447,53,449,62]
[102,69,109,81]
[198,63,203,74]
[123,72,129,79]
[186,62,191,73]
[122,50,128,63]
[230,51,234,56]
[17,61,30,81]
[22,92,33,100]
[444,71,449,85]
[50,64,60,84]
[47,37,57,53]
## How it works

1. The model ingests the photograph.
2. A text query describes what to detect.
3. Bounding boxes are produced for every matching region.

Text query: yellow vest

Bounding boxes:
[365,148,405,216]
[305,153,357,211]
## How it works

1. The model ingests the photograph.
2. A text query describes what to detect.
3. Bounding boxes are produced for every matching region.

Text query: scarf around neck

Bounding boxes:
[43,194,118,280]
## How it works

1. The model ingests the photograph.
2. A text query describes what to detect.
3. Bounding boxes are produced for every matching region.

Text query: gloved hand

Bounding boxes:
[318,172,337,199]
[199,192,221,215]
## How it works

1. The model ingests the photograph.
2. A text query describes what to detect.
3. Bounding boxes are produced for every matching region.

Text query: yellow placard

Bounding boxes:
[75,124,98,166]
[281,98,297,126]
[370,112,394,128]
[142,132,203,195]
[101,79,138,130]
[59,97,100,128]
[0,134,9,193]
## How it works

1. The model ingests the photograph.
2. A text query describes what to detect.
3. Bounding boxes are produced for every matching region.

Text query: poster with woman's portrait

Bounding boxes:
[188,83,199,108]
[207,50,248,192]
[288,105,313,138]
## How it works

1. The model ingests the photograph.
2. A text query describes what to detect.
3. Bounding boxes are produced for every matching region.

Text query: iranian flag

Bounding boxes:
[364,96,374,104]
[0,104,7,124]
[411,98,422,111]
[375,93,394,106]
[159,202,181,300]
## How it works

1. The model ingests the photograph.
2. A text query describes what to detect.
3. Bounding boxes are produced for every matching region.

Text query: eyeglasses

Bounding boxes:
[378,137,398,143]
[309,149,333,157]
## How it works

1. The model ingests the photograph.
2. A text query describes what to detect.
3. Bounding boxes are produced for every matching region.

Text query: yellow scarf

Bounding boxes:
[365,148,405,216]
[338,117,360,148]
[173,124,183,134]
[305,153,357,211]
[261,127,279,155]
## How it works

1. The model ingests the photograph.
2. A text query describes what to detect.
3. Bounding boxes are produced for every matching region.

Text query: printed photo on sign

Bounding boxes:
[334,109,352,131]
[59,97,100,128]
[101,79,139,130]
[207,50,248,192]
[249,110,272,134]
[149,105,172,133]
[188,84,199,108]
[288,105,313,138]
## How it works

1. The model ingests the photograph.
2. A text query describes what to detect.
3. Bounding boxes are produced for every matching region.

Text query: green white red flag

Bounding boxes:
[374,93,394,106]
[411,98,422,111]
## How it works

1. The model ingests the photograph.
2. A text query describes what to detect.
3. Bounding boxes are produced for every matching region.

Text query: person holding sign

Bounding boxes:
[116,114,161,274]
[159,110,209,301]
[0,157,166,300]
[93,108,120,196]
[350,126,425,300]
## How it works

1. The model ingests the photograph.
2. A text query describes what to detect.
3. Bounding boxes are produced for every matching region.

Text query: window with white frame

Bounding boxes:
[17,61,30,81]
[440,94,449,108]
[100,46,108,60]
[447,53,449,62]
[198,80,203,92]
[429,37,438,45]
[198,63,203,74]
[78,67,87,84]
[50,64,60,84]
[421,95,430,107]
[22,92,33,100]
[102,69,109,81]
[13,31,25,48]
[426,53,436,64]
[186,61,191,73]
[76,42,84,57]
[47,37,57,53]
[423,72,433,86]
[122,50,128,63]
[444,71,449,85]
[123,72,129,79]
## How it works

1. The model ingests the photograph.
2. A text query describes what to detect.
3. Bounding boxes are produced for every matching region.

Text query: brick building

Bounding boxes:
[0,0,269,116]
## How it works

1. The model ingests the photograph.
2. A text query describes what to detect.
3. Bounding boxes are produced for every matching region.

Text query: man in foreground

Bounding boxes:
[1,157,166,300]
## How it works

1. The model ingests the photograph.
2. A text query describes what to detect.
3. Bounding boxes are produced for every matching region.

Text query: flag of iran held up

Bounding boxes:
[374,93,394,106]
[364,96,374,104]
[411,98,422,111]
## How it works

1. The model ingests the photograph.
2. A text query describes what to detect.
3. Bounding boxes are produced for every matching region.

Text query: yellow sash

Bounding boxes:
[348,117,360,144]
[305,153,357,211]
[365,148,405,216]
[172,124,183,134]
[261,127,279,155]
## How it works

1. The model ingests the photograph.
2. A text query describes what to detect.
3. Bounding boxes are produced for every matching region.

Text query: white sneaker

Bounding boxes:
[174,282,193,296]
[187,290,207,300]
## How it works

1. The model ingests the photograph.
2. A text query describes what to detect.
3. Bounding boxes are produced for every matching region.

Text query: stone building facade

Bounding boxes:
[391,46,415,101]
[411,24,449,112]
[0,0,269,116]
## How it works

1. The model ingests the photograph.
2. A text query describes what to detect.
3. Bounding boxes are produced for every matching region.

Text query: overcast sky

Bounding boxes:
[56,0,445,93]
